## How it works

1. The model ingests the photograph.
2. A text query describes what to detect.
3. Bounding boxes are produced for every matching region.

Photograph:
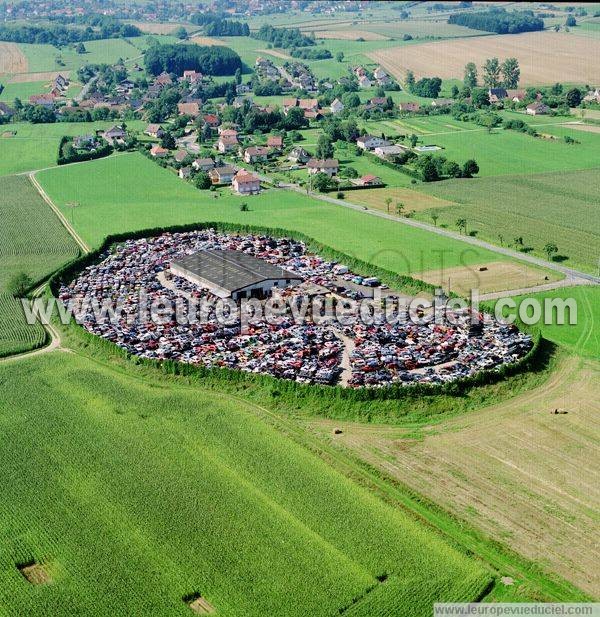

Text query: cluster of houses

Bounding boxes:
[254,57,317,91]
[28,74,70,108]
[351,65,391,89]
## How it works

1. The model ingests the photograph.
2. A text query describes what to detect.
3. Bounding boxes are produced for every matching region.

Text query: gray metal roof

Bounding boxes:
[171,250,301,294]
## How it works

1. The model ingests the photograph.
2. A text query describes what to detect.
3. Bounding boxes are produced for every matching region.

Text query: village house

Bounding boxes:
[181,70,202,85]
[209,165,236,184]
[488,88,508,104]
[177,101,201,117]
[398,101,420,113]
[583,88,600,103]
[431,98,453,108]
[145,124,165,138]
[236,84,252,94]
[178,166,193,179]
[374,144,408,158]
[102,125,127,144]
[365,97,387,111]
[373,66,391,86]
[150,144,169,157]
[266,135,283,150]
[192,157,215,172]
[330,98,344,114]
[526,102,550,115]
[72,134,98,150]
[173,150,189,164]
[307,158,339,177]
[356,135,388,151]
[155,72,173,87]
[243,146,270,164]
[0,102,15,117]
[217,130,239,153]
[203,114,220,129]
[232,169,261,195]
[358,75,372,89]
[507,89,526,102]
[29,93,56,108]
[353,174,382,187]
[283,98,319,114]
[288,147,311,164]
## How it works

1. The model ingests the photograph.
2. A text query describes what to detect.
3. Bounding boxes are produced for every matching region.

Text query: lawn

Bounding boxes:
[0,121,146,176]
[0,351,491,616]
[0,175,79,356]
[0,80,49,103]
[417,168,600,274]
[36,152,509,277]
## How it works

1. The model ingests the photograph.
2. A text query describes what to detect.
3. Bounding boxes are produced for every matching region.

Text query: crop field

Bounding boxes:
[368,32,600,85]
[0,352,492,616]
[0,175,78,355]
[0,121,145,176]
[310,350,599,597]
[417,168,600,274]
[0,42,28,75]
[35,152,510,277]
[127,21,194,35]
[337,187,454,214]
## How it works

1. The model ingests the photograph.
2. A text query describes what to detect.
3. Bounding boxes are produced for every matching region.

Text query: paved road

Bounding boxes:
[280,183,600,286]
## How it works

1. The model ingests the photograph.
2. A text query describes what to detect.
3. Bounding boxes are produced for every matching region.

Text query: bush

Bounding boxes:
[57,136,112,165]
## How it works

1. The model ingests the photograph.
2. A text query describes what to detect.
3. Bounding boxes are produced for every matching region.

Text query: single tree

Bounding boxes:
[396,202,405,216]
[335,51,344,63]
[195,172,211,190]
[384,197,392,213]
[75,42,86,54]
[174,26,188,40]
[565,15,577,27]
[409,133,418,148]
[240,202,249,211]
[464,62,478,88]
[316,133,334,159]
[544,242,558,261]
[482,57,501,87]
[565,87,582,107]
[405,70,415,91]
[462,159,479,178]
[451,84,460,98]
[455,218,467,235]
[501,58,520,89]
[431,212,439,226]
[7,272,33,297]
[161,132,176,150]
[234,68,242,85]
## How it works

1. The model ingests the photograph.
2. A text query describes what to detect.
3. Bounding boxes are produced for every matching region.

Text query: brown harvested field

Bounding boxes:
[9,70,71,84]
[561,122,600,134]
[127,21,192,34]
[189,36,226,47]
[418,260,561,295]
[255,48,292,60]
[0,42,27,75]
[368,32,600,85]
[313,30,390,41]
[308,354,600,596]
[572,107,600,120]
[348,187,454,214]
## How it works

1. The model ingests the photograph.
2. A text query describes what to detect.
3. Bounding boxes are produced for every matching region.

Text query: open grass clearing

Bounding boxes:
[0,42,27,75]
[418,168,600,274]
[0,351,492,616]
[0,121,145,176]
[368,32,600,85]
[35,152,511,278]
[418,261,562,296]
[307,351,599,597]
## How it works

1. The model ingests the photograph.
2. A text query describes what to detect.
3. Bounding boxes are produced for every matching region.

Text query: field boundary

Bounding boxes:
[29,172,91,254]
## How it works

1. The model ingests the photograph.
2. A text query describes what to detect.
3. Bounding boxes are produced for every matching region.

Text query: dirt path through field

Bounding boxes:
[0,42,27,75]
[307,354,600,596]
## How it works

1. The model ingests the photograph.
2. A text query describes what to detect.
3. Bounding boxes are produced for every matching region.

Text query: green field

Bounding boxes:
[0,121,145,176]
[417,168,600,274]
[16,36,155,74]
[505,286,600,359]
[0,81,49,103]
[36,152,509,276]
[0,174,79,355]
[0,351,491,616]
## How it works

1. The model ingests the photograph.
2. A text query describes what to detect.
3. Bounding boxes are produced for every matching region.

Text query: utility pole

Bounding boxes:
[65,201,80,226]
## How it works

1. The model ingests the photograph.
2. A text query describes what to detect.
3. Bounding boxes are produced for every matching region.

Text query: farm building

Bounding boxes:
[526,102,550,115]
[170,250,301,300]
[307,159,339,176]
[356,135,389,151]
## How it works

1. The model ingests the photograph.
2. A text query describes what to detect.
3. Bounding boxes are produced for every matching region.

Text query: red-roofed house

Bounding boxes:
[177,101,201,117]
[232,169,261,194]
[150,144,169,157]
[266,135,283,150]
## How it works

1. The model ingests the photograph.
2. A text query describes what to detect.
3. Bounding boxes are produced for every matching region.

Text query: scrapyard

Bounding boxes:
[59,230,532,388]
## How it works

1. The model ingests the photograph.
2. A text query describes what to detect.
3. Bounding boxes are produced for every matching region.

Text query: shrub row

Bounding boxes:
[57,136,113,165]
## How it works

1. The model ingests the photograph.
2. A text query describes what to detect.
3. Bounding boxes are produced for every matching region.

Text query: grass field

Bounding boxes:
[0,80,49,103]
[35,152,511,277]
[0,175,79,355]
[0,121,146,176]
[368,31,600,85]
[0,351,492,616]
[309,352,599,597]
[417,168,600,274]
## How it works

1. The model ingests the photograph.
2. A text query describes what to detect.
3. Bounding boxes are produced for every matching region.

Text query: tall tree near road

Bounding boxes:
[464,62,478,88]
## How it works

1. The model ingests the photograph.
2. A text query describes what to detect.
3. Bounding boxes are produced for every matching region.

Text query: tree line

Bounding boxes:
[144,44,242,77]
[0,22,141,45]
[253,25,315,49]
[448,8,544,34]
[464,57,520,89]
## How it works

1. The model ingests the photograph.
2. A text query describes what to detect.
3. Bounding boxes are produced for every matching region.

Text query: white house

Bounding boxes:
[356,135,388,151]
[330,98,344,114]
[232,169,261,194]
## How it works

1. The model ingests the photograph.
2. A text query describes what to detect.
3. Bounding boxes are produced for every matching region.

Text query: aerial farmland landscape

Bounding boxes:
[0,1,598,616]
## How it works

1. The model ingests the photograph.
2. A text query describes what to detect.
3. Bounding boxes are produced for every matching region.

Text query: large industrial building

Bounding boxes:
[170,250,302,300]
